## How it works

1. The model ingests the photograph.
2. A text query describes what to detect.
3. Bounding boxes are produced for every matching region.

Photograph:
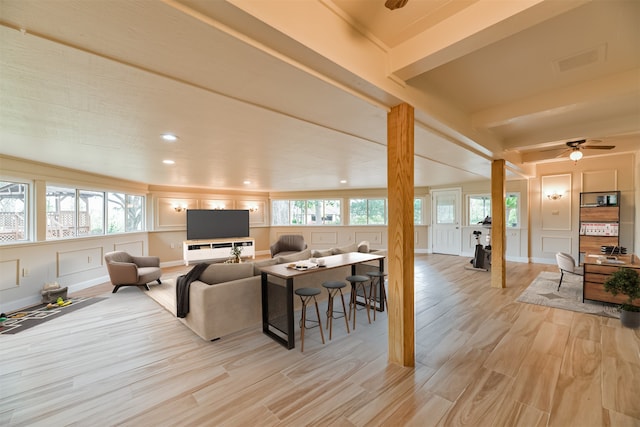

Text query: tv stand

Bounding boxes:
[183,238,255,266]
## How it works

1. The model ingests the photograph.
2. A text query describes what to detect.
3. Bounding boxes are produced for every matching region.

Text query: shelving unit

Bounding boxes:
[183,237,255,265]
[579,191,620,262]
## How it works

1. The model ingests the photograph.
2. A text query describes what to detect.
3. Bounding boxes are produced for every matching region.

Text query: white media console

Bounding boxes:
[183,237,255,265]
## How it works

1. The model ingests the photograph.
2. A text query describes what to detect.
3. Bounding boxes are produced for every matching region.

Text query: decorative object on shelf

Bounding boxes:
[603,267,640,328]
[230,245,243,263]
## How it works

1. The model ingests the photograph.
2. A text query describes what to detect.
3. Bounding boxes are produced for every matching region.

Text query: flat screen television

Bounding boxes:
[186,209,250,240]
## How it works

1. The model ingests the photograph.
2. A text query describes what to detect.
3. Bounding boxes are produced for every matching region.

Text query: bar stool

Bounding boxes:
[366,271,388,321]
[321,281,350,340]
[346,275,371,330]
[294,287,325,352]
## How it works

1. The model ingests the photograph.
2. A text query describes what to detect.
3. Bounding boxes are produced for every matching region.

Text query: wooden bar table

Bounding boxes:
[260,252,385,349]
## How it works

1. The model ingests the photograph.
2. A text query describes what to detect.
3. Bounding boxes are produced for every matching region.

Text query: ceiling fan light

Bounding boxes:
[569,149,583,161]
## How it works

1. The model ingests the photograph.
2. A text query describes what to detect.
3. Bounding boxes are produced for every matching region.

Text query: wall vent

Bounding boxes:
[554,44,607,73]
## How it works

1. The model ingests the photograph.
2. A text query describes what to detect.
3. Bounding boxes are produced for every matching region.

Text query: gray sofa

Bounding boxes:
[180,243,386,341]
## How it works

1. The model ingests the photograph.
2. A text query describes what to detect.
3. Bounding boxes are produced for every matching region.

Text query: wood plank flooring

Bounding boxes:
[1,254,639,426]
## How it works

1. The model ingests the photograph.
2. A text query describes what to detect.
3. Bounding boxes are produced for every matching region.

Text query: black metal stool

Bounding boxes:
[346,275,371,330]
[322,280,350,340]
[366,271,388,321]
[294,287,325,352]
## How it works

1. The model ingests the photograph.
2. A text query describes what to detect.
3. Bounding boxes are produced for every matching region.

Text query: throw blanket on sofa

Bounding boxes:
[176,263,209,318]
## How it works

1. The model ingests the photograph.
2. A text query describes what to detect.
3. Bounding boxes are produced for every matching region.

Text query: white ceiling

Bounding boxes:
[0,0,638,191]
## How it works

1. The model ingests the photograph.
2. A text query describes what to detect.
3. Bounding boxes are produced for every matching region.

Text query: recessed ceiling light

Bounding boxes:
[163,159,175,165]
[161,133,178,141]
[340,179,347,184]
[243,180,251,185]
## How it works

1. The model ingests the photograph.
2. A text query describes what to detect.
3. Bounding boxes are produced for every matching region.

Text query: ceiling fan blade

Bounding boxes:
[555,148,572,158]
[584,145,615,150]
[385,0,409,10]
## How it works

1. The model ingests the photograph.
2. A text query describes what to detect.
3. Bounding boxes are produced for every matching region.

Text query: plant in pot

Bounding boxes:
[603,267,640,329]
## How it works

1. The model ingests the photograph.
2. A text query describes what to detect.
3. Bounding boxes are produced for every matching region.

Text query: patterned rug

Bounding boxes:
[516,271,620,318]
[0,297,107,334]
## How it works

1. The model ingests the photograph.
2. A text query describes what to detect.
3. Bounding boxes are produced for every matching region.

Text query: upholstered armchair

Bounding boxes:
[104,251,162,293]
[555,252,583,291]
[270,234,307,258]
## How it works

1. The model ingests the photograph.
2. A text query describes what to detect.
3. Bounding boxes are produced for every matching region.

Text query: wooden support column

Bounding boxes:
[491,159,506,289]
[387,103,415,367]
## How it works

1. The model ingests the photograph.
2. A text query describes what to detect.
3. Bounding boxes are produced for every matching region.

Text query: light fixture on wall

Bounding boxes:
[547,192,563,200]
[173,203,187,212]
[248,205,259,212]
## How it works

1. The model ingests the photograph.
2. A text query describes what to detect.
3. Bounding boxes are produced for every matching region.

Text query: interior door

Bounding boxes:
[431,188,462,255]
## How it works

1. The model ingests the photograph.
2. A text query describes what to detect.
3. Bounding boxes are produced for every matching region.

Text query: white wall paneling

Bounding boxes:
[56,247,103,277]
[354,231,383,246]
[156,197,198,228]
[541,174,572,231]
[581,170,617,192]
[310,231,338,245]
[200,199,234,210]
[114,240,145,256]
[0,259,20,290]
[541,236,573,255]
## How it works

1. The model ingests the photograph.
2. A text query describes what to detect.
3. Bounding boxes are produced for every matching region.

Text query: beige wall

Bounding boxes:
[530,153,636,264]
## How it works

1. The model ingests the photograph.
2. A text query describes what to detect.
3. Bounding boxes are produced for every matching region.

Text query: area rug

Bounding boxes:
[146,278,178,316]
[516,271,620,318]
[0,297,107,334]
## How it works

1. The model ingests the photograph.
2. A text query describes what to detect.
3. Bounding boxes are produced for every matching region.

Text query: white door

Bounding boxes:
[431,188,462,255]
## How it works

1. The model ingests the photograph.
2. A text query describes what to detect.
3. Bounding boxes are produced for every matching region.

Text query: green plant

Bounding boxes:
[230,245,243,261]
[603,267,640,312]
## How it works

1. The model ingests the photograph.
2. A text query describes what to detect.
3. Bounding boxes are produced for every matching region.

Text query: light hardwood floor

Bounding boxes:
[1,254,639,426]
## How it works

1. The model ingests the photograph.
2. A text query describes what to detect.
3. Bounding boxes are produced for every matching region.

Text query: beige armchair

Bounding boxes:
[555,252,583,291]
[104,251,162,293]
[270,234,307,258]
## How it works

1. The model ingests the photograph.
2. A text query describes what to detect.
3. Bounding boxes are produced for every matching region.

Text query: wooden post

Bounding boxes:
[387,103,415,367]
[491,159,506,288]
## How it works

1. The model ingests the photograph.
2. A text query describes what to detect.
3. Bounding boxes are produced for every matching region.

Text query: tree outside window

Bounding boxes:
[0,181,28,242]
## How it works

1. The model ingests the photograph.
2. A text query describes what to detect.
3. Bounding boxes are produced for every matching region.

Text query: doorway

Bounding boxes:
[431,188,462,255]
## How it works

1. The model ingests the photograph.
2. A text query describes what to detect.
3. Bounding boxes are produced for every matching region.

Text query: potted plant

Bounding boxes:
[230,245,243,263]
[603,267,640,329]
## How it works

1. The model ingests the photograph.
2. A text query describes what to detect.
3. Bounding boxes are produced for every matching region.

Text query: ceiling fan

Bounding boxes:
[385,0,409,10]
[559,139,616,161]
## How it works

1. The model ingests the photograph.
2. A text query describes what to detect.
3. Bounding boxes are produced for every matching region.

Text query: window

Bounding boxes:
[468,193,520,228]
[47,186,77,239]
[271,199,341,225]
[0,181,29,242]
[414,198,423,225]
[47,186,144,239]
[107,193,145,233]
[349,198,386,225]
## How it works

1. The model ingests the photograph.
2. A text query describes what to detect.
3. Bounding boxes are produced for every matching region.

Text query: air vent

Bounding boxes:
[554,44,607,73]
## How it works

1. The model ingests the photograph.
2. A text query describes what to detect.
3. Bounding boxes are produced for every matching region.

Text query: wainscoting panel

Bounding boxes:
[541,174,572,231]
[237,200,267,226]
[541,236,572,255]
[157,197,198,228]
[200,199,234,210]
[582,170,617,192]
[310,232,338,245]
[114,240,144,256]
[57,247,103,277]
[355,231,383,245]
[0,259,20,290]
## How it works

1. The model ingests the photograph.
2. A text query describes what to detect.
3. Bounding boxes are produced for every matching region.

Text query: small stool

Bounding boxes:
[322,281,350,340]
[366,271,388,321]
[295,287,325,352]
[346,275,371,330]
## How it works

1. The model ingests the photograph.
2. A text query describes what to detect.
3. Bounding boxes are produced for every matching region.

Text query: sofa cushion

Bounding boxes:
[357,240,370,253]
[278,248,312,264]
[332,243,358,254]
[311,248,333,258]
[199,263,254,285]
[252,258,279,276]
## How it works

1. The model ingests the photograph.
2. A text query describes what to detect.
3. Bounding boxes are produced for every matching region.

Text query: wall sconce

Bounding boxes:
[173,203,187,212]
[212,204,225,210]
[248,205,259,212]
[546,192,563,200]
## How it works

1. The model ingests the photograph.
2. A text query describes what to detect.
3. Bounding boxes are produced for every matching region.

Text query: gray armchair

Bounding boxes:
[104,251,162,293]
[270,235,307,258]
